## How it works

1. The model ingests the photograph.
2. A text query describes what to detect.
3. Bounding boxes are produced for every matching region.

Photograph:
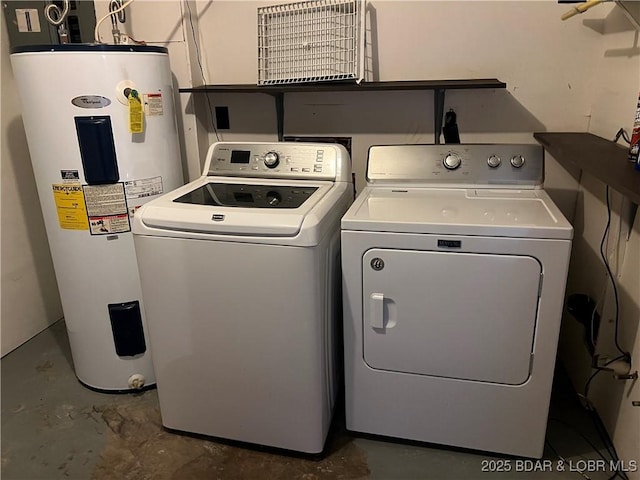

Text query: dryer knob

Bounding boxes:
[443,153,462,170]
[510,155,526,168]
[264,151,280,168]
[487,155,502,168]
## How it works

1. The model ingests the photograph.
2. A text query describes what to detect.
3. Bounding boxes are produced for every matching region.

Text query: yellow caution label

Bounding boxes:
[52,184,89,230]
[128,89,144,133]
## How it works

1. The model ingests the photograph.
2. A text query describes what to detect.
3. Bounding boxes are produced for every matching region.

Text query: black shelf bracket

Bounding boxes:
[272,92,285,142]
[179,79,506,144]
[434,89,445,145]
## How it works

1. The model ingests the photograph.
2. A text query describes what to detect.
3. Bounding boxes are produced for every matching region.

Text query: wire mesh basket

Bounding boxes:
[257,0,365,85]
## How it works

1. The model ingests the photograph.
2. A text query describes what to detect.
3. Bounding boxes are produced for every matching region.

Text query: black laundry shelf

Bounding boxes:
[179,79,507,143]
[534,132,640,205]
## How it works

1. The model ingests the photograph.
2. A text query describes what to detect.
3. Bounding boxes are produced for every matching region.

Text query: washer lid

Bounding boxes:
[173,182,318,209]
[342,187,573,239]
[136,177,334,237]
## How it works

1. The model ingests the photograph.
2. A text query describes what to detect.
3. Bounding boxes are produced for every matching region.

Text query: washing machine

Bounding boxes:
[132,141,352,454]
[341,144,573,458]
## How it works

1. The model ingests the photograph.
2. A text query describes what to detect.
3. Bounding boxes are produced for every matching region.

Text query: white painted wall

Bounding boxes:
[188,0,608,191]
[1,18,63,356]
[553,2,640,472]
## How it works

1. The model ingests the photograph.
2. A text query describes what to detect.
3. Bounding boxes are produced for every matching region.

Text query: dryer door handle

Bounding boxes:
[370,293,385,329]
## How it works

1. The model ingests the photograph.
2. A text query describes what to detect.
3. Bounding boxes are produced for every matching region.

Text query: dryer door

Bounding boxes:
[362,248,541,385]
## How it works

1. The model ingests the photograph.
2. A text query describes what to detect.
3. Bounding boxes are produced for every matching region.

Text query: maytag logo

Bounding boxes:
[211,214,225,221]
[71,95,111,109]
[438,239,461,248]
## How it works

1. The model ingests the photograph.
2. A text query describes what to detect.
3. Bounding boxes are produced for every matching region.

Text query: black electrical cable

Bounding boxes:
[609,469,627,480]
[586,407,629,480]
[578,354,629,480]
[583,354,627,400]
[582,355,626,477]
[549,415,628,480]
[613,128,631,145]
[599,185,628,358]
[549,418,613,465]
[545,439,591,480]
[185,0,220,141]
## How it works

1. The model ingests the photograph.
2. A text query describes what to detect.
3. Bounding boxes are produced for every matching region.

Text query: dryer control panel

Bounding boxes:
[204,142,351,182]
[367,144,544,188]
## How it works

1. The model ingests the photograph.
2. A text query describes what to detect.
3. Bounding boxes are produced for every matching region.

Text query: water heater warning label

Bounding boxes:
[143,93,164,116]
[88,214,130,235]
[52,184,89,230]
[83,183,131,235]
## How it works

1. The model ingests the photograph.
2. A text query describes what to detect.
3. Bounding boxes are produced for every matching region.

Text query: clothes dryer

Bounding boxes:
[341,144,573,458]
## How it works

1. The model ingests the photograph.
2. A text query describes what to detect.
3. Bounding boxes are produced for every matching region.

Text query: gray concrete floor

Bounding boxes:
[1,320,621,480]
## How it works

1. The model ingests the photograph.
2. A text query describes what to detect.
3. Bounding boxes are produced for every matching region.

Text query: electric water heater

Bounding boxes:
[10,44,184,391]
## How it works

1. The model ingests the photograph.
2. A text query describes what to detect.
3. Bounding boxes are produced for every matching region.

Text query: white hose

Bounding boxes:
[45,0,70,26]
[94,0,135,44]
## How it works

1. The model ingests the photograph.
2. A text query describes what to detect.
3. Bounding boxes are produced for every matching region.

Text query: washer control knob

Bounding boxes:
[443,153,462,170]
[266,191,282,206]
[264,151,280,168]
[510,155,525,168]
[487,155,502,168]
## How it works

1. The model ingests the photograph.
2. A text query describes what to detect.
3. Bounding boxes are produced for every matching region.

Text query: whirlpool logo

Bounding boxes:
[211,214,225,222]
[71,95,111,109]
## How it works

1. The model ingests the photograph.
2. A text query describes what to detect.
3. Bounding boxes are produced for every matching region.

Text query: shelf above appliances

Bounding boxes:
[179,79,507,143]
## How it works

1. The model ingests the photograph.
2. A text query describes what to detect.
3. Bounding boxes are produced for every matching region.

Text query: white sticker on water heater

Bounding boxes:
[83,183,128,217]
[61,170,80,182]
[124,176,163,199]
[143,93,164,116]
[15,9,41,33]
[88,214,130,235]
[83,183,131,235]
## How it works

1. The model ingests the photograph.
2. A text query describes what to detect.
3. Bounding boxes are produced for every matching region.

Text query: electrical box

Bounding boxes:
[2,1,96,48]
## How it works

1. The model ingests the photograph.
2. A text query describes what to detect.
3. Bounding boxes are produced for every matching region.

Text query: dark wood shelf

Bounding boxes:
[178,79,506,94]
[179,79,506,143]
[534,132,640,204]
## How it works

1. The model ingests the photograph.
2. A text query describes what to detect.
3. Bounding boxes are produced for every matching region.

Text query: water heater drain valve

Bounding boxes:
[128,374,145,390]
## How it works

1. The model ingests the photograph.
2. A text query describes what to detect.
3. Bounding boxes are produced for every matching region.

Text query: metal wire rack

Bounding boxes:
[257,0,365,85]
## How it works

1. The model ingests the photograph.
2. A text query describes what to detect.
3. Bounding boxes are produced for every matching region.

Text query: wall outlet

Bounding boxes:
[215,106,230,130]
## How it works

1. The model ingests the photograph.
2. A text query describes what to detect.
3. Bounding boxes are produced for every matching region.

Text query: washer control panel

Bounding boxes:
[367,144,544,187]
[205,142,350,181]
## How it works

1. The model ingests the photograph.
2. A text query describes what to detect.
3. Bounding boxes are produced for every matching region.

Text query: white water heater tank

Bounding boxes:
[10,44,184,391]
